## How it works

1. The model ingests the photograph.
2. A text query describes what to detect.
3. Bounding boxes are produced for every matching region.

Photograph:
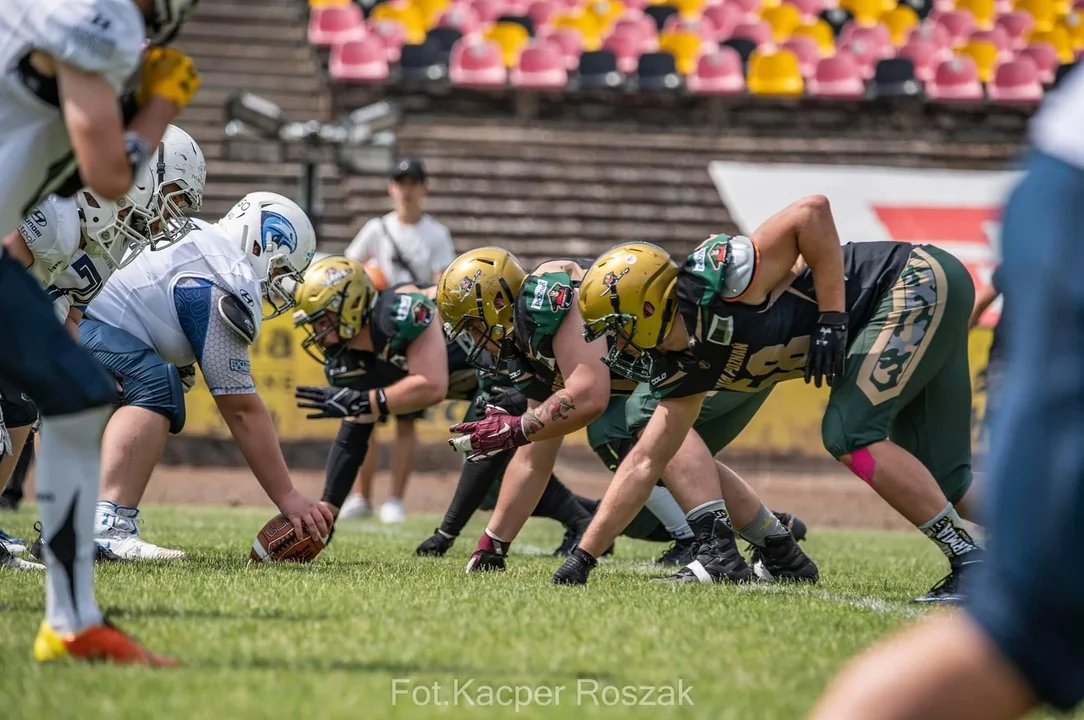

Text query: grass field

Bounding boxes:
[0,505,1074,720]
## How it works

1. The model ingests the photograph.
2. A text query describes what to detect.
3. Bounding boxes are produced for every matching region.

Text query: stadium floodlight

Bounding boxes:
[226,92,288,139]
[345,101,402,145]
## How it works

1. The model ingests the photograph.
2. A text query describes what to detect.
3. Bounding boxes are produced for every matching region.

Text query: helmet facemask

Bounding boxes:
[583,290,677,384]
[443,276,517,373]
[77,191,157,271]
[151,181,200,250]
[264,256,306,320]
[295,279,372,363]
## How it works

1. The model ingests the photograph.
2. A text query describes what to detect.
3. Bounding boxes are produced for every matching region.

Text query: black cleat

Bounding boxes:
[552,546,598,585]
[773,511,807,543]
[752,533,819,583]
[416,529,455,557]
[655,519,752,584]
[553,526,579,557]
[656,537,698,566]
[913,553,983,605]
[29,522,124,564]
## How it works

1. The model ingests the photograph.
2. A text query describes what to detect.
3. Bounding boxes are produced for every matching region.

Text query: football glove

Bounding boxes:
[448,404,529,462]
[137,47,201,109]
[416,529,456,557]
[805,311,849,389]
[295,385,377,422]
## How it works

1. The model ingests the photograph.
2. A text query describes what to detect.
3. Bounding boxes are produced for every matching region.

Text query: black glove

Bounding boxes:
[295,386,374,420]
[552,546,598,586]
[805,311,849,389]
[416,529,456,557]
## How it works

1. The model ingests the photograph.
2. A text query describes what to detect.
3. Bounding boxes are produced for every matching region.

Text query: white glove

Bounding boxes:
[52,295,72,324]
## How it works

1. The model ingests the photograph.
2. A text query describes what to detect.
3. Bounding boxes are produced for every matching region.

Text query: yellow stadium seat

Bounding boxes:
[659,29,703,73]
[747,48,804,95]
[761,0,782,9]
[761,3,803,40]
[672,0,706,18]
[310,0,351,7]
[1015,0,1056,32]
[371,2,426,42]
[414,0,451,27]
[881,5,919,45]
[485,21,531,66]
[1029,25,1075,59]
[1062,11,1084,50]
[552,12,604,50]
[585,0,626,31]
[958,39,1000,81]
[841,0,885,26]
[791,19,836,55]
[956,0,996,28]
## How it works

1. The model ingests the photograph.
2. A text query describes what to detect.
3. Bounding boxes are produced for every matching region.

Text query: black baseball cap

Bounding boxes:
[391,158,427,182]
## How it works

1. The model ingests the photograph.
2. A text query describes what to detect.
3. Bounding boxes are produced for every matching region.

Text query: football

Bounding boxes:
[249,513,329,564]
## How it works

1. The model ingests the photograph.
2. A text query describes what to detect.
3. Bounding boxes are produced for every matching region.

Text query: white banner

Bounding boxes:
[708,162,1024,326]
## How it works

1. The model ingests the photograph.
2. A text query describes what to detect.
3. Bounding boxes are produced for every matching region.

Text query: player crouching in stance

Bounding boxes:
[289,258,449,517]
[78,191,332,560]
[575,196,982,603]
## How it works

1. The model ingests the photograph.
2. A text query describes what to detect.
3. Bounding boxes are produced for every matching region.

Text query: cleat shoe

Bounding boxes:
[34,619,177,667]
[913,552,984,605]
[338,495,372,520]
[416,529,455,557]
[773,511,807,543]
[752,534,819,583]
[552,546,598,585]
[0,528,27,554]
[553,526,579,557]
[29,522,125,564]
[466,532,508,573]
[656,537,698,566]
[0,542,44,570]
[655,519,752,584]
[95,502,185,561]
[379,498,406,524]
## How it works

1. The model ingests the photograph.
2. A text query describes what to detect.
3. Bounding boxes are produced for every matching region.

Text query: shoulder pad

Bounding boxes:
[520,273,574,333]
[41,0,144,86]
[684,234,755,300]
[21,198,79,286]
[218,293,258,345]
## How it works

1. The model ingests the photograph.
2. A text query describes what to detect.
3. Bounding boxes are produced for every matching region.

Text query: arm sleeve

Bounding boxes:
[173,278,257,396]
[344,220,377,263]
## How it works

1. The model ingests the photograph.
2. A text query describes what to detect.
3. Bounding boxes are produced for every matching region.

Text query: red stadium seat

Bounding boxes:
[808,52,865,96]
[839,21,893,57]
[840,39,880,78]
[370,19,409,62]
[987,56,1043,100]
[932,9,978,45]
[731,19,774,45]
[723,0,762,21]
[470,0,506,22]
[994,10,1036,49]
[527,0,560,27]
[785,0,826,20]
[908,21,953,52]
[926,56,984,99]
[438,5,484,33]
[309,5,366,47]
[329,36,390,82]
[449,38,509,86]
[1018,42,1060,82]
[663,14,720,43]
[969,26,1012,54]
[702,3,744,40]
[783,35,824,75]
[686,47,746,92]
[899,37,940,80]
[603,31,643,71]
[609,16,660,50]
[511,41,570,87]
[538,26,586,68]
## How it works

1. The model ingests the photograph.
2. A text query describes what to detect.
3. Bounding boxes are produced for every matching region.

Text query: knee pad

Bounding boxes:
[120,360,186,434]
[840,447,877,487]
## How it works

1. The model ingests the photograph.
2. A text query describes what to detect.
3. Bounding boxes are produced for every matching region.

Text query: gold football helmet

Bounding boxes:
[436,247,527,372]
[293,256,377,362]
[579,242,679,382]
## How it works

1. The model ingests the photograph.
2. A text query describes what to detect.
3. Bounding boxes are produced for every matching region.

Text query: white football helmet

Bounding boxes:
[145,0,200,46]
[216,192,317,320]
[149,125,206,250]
[75,160,157,270]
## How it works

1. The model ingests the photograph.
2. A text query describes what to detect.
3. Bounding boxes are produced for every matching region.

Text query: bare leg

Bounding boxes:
[808,614,1036,720]
[485,437,563,541]
[389,417,416,501]
[953,482,982,524]
[714,460,763,530]
[99,407,169,507]
[847,439,950,526]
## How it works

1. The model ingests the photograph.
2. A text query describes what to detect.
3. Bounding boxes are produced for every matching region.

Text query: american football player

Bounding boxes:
[0,0,198,665]
[574,196,981,602]
[442,248,812,581]
[76,190,331,561]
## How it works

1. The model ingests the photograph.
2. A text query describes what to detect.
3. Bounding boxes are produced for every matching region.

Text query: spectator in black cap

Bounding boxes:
[341,157,454,524]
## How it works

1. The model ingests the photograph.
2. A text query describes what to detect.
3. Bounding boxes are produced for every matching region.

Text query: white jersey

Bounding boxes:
[345,212,454,286]
[1031,65,1084,170]
[0,0,144,236]
[86,219,263,386]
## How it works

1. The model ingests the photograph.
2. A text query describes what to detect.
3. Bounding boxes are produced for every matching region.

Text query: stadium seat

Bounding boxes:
[309,5,366,46]
[399,40,448,81]
[724,0,763,20]
[603,30,644,71]
[1054,58,1078,84]
[785,0,825,19]
[1062,12,1084,51]
[840,21,893,56]
[426,26,464,60]
[672,0,707,18]
[783,34,823,75]
[969,27,1012,54]
[511,40,570,86]
[899,36,939,79]
[959,38,1000,80]
[486,21,532,66]
[872,56,922,94]
[899,0,935,19]
[722,36,760,64]
[552,12,604,49]
[498,14,536,35]
[762,3,804,39]
[1015,0,1056,31]
[987,56,1044,99]
[925,56,984,98]
[1018,41,1060,80]
[438,5,484,33]
[645,4,681,30]
[610,16,660,50]
[731,19,774,44]
[449,38,508,86]
[370,19,410,61]
[819,7,856,36]
[808,51,865,95]
[700,3,743,39]
[636,51,683,89]
[686,46,747,91]
[664,14,720,42]
[908,21,953,52]
[416,0,453,26]
[578,49,624,87]
[659,29,706,73]
[995,9,1037,48]
[469,0,506,22]
[539,26,586,68]
[840,0,884,26]
[587,0,628,29]
[311,0,351,7]
[747,47,805,94]
[371,1,426,42]
[329,36,390,82]
[1029,26,1074,60]
[957,0,996,28]
[528,0,560,28]
[839,39,878,77]
[791,18,838,52]
[932,10,977,45]
[882,5,920,45]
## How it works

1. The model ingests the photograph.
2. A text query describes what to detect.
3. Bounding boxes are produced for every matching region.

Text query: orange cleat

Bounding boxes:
[34,619,178,667]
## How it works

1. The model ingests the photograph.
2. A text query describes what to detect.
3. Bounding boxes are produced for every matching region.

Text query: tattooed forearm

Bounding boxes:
[522,412,544,437]
[547,392,575,422]
[521,392,577,439]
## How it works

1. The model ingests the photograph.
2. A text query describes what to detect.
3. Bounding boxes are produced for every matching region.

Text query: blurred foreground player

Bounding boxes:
[809,68,1084,720]
[0,0,198,665]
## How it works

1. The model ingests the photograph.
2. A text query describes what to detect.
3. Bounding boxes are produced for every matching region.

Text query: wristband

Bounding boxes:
[376,388,390,417]
[817,311,850,326]
[124,132,151,176]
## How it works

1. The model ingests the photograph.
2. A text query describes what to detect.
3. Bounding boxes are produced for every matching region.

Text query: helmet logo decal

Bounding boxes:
[455,269,482,300]
[322,267,351,287]
[599,267,631,296]
[261,210,297,253]
[708,242,729,270]
[547,282,573,312]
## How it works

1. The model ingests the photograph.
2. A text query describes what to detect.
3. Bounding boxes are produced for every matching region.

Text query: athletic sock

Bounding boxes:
[439,450,513,537]
[533,475,592,532]
[645,486,694,540]
[686,499,730,535]
[918,503,981,564]
[736,503,790,547]
[322,420,375,509]
[37,407,110,635]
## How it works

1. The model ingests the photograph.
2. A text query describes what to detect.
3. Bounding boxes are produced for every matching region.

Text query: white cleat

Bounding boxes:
[0,543,43,570]
[95,501,186,561]
[338,494,372,520]
[379,498,406,524]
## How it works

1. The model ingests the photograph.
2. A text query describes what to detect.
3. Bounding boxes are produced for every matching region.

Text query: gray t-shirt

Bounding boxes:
[344,212,454,285]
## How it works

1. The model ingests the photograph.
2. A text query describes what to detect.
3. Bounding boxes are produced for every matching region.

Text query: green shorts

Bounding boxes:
[821,244,975,504]
[625,383,773,455]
